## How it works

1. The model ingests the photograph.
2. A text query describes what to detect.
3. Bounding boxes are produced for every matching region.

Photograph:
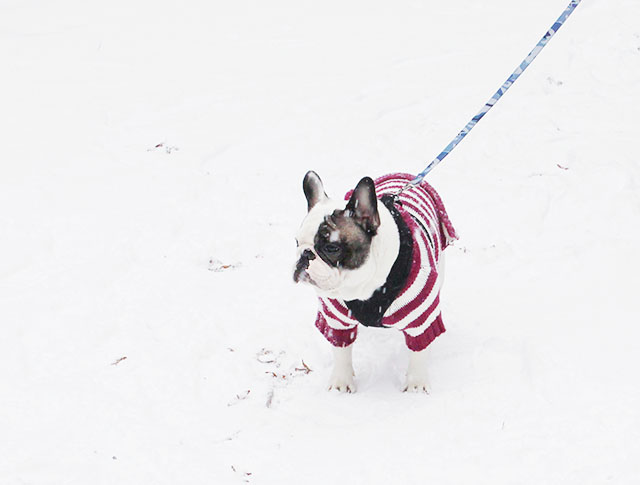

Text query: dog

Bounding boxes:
[294,171,457,392]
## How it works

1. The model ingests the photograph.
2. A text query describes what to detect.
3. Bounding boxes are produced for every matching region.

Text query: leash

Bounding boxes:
[396,0,582,196]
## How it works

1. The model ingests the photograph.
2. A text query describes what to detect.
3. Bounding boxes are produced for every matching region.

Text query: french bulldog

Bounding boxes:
[294,171,457,393]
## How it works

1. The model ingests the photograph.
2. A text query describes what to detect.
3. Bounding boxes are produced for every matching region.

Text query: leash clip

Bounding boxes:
[393,181,415,201]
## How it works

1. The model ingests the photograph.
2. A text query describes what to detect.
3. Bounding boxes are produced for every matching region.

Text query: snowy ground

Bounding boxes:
[2,0,640,483]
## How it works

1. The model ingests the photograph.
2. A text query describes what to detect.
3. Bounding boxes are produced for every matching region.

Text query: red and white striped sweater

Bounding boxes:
[315,173,457,351]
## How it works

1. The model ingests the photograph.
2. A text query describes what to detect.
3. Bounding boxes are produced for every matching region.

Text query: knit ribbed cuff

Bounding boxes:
[403,315,446,351]
[315,313,358,347]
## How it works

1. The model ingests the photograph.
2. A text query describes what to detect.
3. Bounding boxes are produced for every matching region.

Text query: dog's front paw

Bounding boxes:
[328,370,356,393]
[403,373,429,393]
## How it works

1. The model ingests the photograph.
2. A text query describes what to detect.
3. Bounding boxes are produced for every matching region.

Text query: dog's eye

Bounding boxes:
[324,243,341,254]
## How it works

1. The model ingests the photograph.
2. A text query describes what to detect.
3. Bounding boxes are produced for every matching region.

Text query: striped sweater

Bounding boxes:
[315,173,457,351]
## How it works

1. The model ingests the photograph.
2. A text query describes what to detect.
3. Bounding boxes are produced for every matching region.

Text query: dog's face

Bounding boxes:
[293,171,381,297]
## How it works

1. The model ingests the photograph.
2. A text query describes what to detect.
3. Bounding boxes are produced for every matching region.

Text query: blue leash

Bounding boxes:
[401,0,582,191]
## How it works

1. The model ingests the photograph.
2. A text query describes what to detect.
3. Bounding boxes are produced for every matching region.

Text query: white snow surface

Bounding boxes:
[2,0,640,483]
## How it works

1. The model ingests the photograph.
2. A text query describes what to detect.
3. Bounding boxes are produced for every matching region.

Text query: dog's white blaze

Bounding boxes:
[296,199,344,247]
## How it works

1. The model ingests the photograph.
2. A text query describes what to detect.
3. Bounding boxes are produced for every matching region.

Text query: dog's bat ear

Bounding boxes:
[345,177,380,234]
[303,171,328,211]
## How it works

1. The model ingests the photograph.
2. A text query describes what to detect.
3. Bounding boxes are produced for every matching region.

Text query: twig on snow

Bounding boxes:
[110,356,127,366]
[227,390,251,407]
[208,258,241,272]
[294,359,312,374]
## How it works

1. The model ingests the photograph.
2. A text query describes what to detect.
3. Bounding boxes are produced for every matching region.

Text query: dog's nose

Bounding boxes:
[302,249,316,263]
[293,249,316,283]
[298,249,316,271]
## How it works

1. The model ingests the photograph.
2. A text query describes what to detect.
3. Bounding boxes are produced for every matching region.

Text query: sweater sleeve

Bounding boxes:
[315,298,359,347]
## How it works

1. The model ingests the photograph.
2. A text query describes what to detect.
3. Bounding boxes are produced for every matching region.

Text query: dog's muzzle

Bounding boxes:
[293,249,316,283]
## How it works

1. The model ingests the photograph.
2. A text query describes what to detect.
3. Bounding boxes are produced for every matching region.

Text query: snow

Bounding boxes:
[2,0,640,483]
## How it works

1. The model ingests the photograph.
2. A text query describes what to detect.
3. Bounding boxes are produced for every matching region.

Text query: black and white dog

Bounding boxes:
[294,171,456,392]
